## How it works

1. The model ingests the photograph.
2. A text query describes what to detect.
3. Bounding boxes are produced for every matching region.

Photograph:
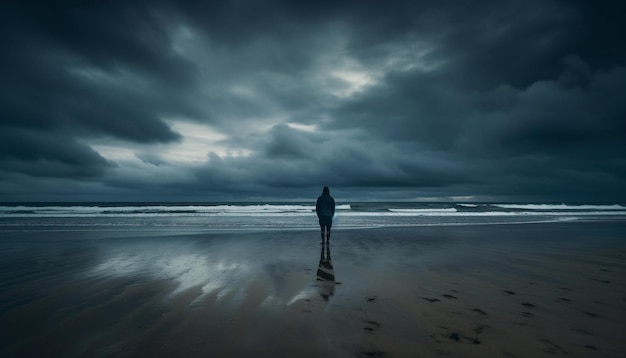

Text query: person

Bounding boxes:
[315,186,335,243]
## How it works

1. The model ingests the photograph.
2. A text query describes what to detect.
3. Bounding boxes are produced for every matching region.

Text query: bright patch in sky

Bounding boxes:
[170,24,197,56]
[91,143,137,161]
[91,120,251,165]
[164,120,231,162]
[287,122,317,132]
[330,69,376,97]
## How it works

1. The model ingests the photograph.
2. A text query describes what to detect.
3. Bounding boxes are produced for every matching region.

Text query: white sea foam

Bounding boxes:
[493,204,626,210]
[0,204,353,217]
[342,210,626,217]
[2,203,626,231]
[388,208,457,213]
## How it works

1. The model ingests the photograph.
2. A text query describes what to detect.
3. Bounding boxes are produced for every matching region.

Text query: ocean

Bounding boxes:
[1,202,625,231]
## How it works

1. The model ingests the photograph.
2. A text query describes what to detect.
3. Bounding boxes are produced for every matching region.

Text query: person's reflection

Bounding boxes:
[316,242,336,301]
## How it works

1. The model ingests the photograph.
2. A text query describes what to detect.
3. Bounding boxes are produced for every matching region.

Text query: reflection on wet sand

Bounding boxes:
[316,242,336,301]
[90,245,251,299]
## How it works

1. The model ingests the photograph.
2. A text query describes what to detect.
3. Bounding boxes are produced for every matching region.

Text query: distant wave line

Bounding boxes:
[388,208,457,213]
[2,203,626,218]
[3,210,626,218]
[0,204,352,217]
[493,204,625,210]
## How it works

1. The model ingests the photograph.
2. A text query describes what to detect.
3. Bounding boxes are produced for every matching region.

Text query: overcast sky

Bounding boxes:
[1,0,625,202]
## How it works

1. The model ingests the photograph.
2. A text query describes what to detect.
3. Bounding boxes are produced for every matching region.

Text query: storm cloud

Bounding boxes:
[1,0,625,201]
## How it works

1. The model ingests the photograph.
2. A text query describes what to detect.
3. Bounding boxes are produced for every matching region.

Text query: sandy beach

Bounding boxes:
[1,221,625,357]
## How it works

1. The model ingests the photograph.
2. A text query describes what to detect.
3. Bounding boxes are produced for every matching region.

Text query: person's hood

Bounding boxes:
[322,186,330,195]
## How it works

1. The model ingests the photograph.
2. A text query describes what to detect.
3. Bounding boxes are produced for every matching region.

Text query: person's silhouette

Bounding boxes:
[316,242,335,301]
[315,186,335,243]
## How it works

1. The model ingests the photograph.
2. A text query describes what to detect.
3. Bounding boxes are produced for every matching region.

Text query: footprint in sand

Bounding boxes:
[540,339,569,355]
[422,297,441,303]
[431,328,481,345]
[448,332,481,344]
[473,324,489,334]
[501,290,516,295]
[522,311,534,318]
[363,320,381,332]
[442,294,457,299]
[521,302,535,308]
[471,308,487,315]
[591,278,611,284]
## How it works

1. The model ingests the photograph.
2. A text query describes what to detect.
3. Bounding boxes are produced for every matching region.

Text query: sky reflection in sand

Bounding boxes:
[88,237,330,307]
[91,248,251,297]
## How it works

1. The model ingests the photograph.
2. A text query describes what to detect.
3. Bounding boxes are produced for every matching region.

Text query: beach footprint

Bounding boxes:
[473,324,489,334]
[430,327,481,345]
[363,320,381,333]
[591,278,611,284]
[540,339,569,355]
[471,308,487,315]
[448,332,481,344]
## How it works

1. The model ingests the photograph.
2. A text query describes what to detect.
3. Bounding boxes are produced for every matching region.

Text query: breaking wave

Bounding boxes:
[1,202,625,230]
[493,204,626,210]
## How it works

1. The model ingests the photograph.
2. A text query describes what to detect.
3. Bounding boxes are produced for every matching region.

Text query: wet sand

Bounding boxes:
[1,221,625,357]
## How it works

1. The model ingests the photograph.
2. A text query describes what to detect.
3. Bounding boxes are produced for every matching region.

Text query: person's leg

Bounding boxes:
[326,222,332,242]
[320,224,325,242]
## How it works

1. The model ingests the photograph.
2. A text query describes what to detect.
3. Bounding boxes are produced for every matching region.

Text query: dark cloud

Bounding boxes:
[1,0,625,201]
[1,1,192,143]
[0,128,112,178]
[3,1,196,85]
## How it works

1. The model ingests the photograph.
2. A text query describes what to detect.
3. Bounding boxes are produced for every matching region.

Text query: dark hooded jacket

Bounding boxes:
[316,187,335,219]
